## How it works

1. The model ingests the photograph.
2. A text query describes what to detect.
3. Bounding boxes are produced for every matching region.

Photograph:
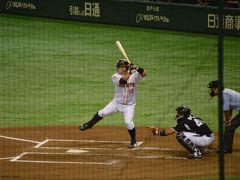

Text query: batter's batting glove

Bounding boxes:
[147,126,160,135]
[129,63,137,73]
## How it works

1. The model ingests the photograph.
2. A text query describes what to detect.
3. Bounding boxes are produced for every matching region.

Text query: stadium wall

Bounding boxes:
[0,0,240,35]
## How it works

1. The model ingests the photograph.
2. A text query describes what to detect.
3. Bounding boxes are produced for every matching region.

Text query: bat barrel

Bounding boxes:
[116,40,131,64]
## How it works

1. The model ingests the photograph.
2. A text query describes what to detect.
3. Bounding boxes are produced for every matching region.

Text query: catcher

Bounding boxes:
[148,105,214,159]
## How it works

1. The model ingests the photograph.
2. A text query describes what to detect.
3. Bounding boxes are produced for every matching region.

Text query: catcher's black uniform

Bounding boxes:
[173,114,214,159]
[173,115,213,136]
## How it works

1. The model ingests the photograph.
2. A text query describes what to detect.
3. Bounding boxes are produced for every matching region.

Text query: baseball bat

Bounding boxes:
[115,40,131,64]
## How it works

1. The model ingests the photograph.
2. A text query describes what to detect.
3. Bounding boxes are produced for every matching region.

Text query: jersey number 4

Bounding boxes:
[194,119,204,127]
[188,116,204,127]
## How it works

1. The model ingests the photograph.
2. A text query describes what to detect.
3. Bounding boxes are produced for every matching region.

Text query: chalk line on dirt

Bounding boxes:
[0,135,40,144]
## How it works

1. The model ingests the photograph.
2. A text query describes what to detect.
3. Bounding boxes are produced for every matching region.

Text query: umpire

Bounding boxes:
[208,80,240,153]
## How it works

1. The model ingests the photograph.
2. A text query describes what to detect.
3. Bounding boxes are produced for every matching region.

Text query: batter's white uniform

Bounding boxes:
[98,71,143,130]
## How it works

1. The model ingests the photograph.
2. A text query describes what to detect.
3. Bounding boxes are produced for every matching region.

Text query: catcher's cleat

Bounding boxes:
[79,123,92,131]
[188,152,203,159]
[198,146,207,155]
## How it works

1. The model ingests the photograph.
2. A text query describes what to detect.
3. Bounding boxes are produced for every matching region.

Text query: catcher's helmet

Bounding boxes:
[208,80,219,89]
[115,59,129,68]
[176,105,191,117]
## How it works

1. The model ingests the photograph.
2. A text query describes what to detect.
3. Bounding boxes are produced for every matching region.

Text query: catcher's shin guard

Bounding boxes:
[79,112,103,131]
[176,133,202,156]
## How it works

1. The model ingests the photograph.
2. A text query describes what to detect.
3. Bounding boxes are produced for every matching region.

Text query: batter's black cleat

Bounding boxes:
[79,123,92,131]
[129,142,139,149]
[79,113,103,131]
[188,152,203,159]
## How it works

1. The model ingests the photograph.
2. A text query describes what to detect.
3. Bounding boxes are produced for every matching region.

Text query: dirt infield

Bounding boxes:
[0,126,239,180]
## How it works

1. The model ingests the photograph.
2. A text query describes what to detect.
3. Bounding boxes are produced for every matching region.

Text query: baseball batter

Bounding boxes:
[148,106,214,159]
[208,80,240,153]
[79,59,146,148]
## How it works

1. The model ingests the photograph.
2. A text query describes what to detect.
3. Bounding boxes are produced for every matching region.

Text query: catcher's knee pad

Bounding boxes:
[176,133,201,154]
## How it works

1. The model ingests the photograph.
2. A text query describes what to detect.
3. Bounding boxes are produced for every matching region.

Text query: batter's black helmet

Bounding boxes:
[208,80,219,89]
[176,105,191,117]
[115,59,129,68]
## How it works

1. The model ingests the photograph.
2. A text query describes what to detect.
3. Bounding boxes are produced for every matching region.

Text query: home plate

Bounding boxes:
[66,149,89,154]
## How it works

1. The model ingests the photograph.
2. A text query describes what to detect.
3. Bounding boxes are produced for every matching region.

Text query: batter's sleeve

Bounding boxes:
[132,71,143,82]
[112,73,122,86]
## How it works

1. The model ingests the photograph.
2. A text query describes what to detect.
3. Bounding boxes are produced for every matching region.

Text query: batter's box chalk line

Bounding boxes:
[11,151,187,166]
[0,135,40,144]
[46,139,140,144]
[10,152,119,165]
[0,157,16,160]
[34,139,144,149]
[0,136,188,164]
[65,151,188,160]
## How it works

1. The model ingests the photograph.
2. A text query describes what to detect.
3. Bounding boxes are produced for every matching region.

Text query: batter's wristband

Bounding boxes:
[159,130,166,136]
[137,67,144,75]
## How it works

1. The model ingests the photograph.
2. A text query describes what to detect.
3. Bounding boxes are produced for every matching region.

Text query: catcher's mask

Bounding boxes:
[207,80,219,97]
[115,59,129,70]
[176,105,191,118]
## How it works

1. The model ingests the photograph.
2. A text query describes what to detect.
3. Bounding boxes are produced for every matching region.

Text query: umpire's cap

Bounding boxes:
[115,59,129,68]
[208,80,219,89]
[176,105,191,117]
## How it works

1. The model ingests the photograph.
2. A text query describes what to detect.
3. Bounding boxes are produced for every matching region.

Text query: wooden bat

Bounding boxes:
[115,40,131,63]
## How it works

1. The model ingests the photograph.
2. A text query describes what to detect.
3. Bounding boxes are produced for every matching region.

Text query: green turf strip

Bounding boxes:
[0,14,240,129]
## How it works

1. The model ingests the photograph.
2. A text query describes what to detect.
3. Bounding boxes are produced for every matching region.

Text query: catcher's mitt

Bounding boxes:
[148,126,160,135]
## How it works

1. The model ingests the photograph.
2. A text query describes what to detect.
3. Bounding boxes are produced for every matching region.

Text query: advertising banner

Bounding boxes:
[2,0,37,15]
[135,1,171,29]
[0,0,239,36]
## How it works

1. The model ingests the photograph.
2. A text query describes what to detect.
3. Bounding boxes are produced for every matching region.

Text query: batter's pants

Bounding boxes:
[98,100,136,130]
